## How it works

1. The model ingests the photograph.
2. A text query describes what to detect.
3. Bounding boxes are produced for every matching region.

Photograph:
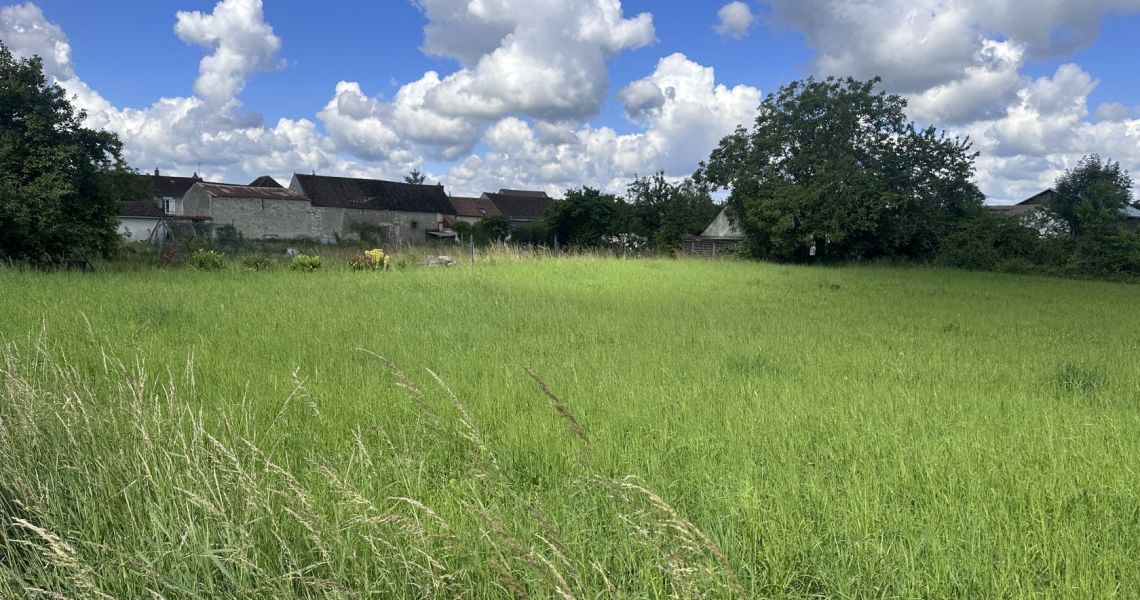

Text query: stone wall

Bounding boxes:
[209,197,316,240]
[183,183,444,242]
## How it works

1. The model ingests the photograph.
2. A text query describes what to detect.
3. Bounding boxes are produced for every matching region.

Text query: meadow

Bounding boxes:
[1,255,1139,598]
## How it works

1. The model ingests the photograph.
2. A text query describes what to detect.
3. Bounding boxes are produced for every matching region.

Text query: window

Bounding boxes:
[478,207,487,216]
[162,197,174,214]
[410,220,419,230]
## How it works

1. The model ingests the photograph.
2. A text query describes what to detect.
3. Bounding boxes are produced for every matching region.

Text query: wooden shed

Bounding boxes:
[682,207,744,258]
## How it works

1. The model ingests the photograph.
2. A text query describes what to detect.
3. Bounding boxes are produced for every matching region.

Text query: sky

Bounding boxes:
[1,0,1138,202]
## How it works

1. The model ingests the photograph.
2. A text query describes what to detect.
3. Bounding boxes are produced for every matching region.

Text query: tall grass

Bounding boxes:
[2,258,1140,597]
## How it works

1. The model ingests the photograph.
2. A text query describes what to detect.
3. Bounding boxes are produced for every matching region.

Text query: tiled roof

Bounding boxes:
[198,183,304,200]
[483,189,553,220]
[249,175,284,188]
[293,174,453,214]
[450,196,502,218]
[119,200,166,218]
[138,173,206,197]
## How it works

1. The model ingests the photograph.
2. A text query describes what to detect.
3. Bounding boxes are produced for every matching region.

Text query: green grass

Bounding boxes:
[2,256,1139,598]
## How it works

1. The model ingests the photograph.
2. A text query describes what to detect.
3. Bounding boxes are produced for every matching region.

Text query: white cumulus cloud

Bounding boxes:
[715,2,756,39]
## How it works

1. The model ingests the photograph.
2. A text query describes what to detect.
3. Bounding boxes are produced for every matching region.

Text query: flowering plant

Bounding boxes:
[605,233,649,253]
[350,248,391,271]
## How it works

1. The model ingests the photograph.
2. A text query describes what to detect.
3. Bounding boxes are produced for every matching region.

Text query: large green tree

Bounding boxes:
[1046,154,1140,276]
[696,76,985,262]
[0,42,142,263]
[1045,154,1134,238]
[626,172,720,250]
[545,187,632,248]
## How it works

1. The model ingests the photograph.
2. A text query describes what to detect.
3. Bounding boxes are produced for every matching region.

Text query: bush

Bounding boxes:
[349,248,390,271]
[189,249,226,271]
[936,212,1039,271]
[215,224,243,254]
[289,254,322,272]
[511,221,553,246]
[240,254,275,272]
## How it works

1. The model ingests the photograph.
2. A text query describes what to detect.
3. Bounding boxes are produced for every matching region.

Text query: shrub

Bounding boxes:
[349,248,391,272]
[936,212,1039,271]
[511,221,553,246]
[240,254,275,272]
[289,253,322,272]
[159,248,181,267]
[215,224,243,254]
[189,249,226,271]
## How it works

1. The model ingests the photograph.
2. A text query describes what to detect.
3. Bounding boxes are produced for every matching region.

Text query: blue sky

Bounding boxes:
[3,1,1139,201]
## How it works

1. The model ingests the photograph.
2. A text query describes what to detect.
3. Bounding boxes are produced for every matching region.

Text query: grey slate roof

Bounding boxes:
[249,175,284,188]
[483,189,553,220]
[119,200,166,218]
[293,174,453,214]
[138,173,205,197]
[700,207,744,239]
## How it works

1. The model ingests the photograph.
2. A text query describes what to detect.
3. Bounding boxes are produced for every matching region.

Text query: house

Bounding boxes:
[118,200,171,244]
[481,189,554,227]
[449,195,502,225]
[182,182,310,239]
[289,174,455,242]
[987,189,1056,218]
[117,169,209,243]
[989,188,1140,223]
[682,206,744,258]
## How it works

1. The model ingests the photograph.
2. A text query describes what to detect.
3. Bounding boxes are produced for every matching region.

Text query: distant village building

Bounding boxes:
[290,174,454,242]
[118,171,558,244]
[117,169,210,244]
[481,189,554,227]
[448,196,502,225]
[682,206,744,258]
[182,183,311,239]
[989,188,1140,228]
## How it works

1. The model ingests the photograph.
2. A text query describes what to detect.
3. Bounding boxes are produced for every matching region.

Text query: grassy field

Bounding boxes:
[2,256,1139,598]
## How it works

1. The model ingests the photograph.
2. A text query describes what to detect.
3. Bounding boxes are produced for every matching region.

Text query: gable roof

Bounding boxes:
[292,174,453,214]
[1016,188,1056,206]
[249,175,283,188]
[137,173,205,197]
[700,206,744,239]
[197,183,304,200]
[450,196,502,218]
[119,200,166,218]
[483,189,553,220]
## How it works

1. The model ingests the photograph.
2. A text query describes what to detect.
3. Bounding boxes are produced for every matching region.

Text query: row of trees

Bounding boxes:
[539,175,720,251]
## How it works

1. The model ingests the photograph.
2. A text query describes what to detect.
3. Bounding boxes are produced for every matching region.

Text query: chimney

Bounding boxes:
[154,167,160,177]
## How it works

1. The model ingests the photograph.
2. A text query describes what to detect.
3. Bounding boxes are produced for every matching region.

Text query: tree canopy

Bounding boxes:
[545,187,628,248]
[1045,154,1134,238]
[696,76,985,262]
[626,173,719,250]
[0,41,143,263]
[404,168,427,185]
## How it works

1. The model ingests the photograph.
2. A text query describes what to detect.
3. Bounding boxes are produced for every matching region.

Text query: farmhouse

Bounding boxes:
[182,182,310,239]
[117,169,211,243]
[682,206,744,257]
[481,189,554,227]
[290,174,454,242]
